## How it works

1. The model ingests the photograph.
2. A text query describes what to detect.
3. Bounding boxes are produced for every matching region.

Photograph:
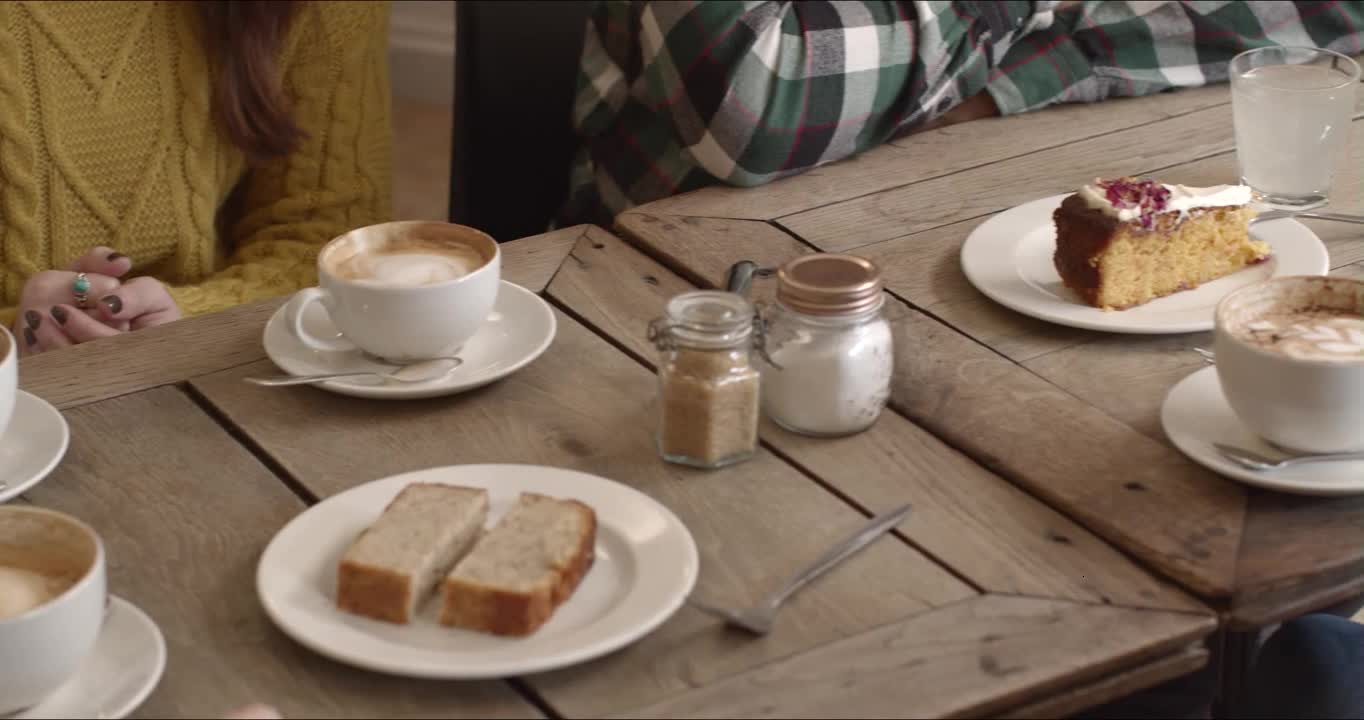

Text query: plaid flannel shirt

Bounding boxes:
[560,1,1364,226]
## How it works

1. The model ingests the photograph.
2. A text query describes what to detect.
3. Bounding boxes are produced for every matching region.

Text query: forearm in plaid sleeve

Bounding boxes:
[626,1,1054,186]
[988,0,1364,116]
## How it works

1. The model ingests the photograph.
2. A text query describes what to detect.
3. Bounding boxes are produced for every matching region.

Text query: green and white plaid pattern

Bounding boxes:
[561,1,1364,226]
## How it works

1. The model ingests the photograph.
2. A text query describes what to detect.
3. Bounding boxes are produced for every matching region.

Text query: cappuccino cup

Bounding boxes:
[285,222,500,362]
[0,507,107,714]
[0,326,15,439]
[1214,275,1364,454]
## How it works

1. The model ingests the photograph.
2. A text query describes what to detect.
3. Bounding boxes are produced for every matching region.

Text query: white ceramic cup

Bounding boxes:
[1214,275,1364,454]
[284,221,501,363]
[0,326,15,440]
[0,507,107,714]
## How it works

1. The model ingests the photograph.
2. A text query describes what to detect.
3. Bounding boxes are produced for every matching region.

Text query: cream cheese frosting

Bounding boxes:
[1078,178,1251,226]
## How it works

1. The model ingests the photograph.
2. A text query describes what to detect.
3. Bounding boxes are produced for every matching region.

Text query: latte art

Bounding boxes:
[0,565,71,621]
[1237,310,1364,361]
[337,250,481,287]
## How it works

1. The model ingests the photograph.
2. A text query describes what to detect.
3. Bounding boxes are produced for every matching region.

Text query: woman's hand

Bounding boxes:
[13,247,181,356]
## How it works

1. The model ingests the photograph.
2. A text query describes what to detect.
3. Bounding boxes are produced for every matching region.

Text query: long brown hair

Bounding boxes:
[195,1,304,164]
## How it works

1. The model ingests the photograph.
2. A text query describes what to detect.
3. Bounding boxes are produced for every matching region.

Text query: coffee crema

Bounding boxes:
[0,565,72,621]
[325,227,488,288]
[1235,309,1364,362]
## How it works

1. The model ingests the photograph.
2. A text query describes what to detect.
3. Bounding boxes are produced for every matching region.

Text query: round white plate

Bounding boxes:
[0,391,69,503]
[1162,367,1364,496]
[961,194,1330,334]
[17,595,167,720]
[257,464,699,679]
[262,281,556,399]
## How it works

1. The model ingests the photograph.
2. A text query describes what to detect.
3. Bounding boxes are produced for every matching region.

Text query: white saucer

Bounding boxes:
[262,281,557,399]
[1162,367,1364,496]
[961,194,1330,334]
[257,465,699,679]
[13,595,167,720]
[0,391,69,503]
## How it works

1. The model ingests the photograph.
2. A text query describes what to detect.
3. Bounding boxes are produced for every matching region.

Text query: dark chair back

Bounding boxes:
[450,1,592,242]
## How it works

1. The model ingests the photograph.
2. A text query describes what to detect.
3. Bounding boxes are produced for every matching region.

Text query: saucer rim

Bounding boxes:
[16,594,167,720]
[1161,366,1364,496]
[262,280,557,400]
[0,390,70,504]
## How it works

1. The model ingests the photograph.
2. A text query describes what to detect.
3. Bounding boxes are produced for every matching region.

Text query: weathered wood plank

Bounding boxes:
[31,388,537,719]
[637,85,1230,221]
[998,645,1209,720]
[618,215,1245,599]
[550,227,1202,614]
[188,308,974,718]
[779,103,1240,252]
[606,595,1214,720]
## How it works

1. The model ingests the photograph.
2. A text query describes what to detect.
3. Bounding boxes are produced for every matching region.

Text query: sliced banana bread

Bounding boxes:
[440,493,596,636]
[337,483,489,624]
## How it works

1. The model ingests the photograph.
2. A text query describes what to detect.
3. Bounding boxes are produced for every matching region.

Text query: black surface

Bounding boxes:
[450,1,592,242]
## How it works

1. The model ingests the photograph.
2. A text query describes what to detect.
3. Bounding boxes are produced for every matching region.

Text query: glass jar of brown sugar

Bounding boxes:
[649,291,761,469]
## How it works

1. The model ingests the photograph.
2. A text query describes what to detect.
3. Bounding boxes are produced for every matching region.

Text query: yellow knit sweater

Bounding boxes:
[0,0,393,329]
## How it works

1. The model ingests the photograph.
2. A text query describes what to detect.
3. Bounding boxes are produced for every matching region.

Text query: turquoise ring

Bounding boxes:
[73,272,91,308]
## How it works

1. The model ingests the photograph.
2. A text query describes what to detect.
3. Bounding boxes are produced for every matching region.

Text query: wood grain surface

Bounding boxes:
[188,308,976,717]
[617,90,1364,627]
[618,211,1246,599]
[27,388,538,719]
[607,595,1214,720]
[549,227,1202,614]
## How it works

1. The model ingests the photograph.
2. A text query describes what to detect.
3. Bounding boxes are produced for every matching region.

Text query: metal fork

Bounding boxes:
[689,503,913,635]
[1214,443,1364,471]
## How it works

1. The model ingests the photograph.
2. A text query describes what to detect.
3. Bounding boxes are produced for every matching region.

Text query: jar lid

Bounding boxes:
[777,254,883,316]
[655,291,755,349]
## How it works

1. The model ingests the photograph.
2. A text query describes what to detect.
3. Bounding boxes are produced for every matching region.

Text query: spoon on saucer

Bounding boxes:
[245,357,462,387]
[1214,443,1364,471]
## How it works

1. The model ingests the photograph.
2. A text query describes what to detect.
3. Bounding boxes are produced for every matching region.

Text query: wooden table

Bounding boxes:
[17,227,1214,719]
[615,84,1364,650]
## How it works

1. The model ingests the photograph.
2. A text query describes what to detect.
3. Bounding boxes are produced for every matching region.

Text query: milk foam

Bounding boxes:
[0,565,69,620]
[1239,311,1364,362]
[358,252,477,286]
[336,247,483,287]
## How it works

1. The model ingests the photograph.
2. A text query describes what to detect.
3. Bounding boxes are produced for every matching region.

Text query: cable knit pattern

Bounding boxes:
[0,1,393,328]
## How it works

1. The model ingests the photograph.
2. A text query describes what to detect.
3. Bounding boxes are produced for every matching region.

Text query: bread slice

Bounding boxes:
[337,483,489,624]
[440,493,596,636]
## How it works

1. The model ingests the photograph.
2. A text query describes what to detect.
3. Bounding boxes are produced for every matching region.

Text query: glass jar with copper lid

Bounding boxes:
[762,254,893,436]
[649,291,762,469]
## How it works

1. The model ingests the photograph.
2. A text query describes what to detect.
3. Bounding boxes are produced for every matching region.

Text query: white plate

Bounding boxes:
[257,465,699,679]
[0,391,69,503]
[1162,367,1364,496]
[961,194,1330,334]
[15,595,167,720]
[263,281,556,399]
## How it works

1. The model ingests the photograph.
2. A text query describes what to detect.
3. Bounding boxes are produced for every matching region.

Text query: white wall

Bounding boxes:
[388,1,456,106]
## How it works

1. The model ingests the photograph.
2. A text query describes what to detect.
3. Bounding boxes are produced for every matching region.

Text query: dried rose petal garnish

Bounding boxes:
[1096,176,1171,230]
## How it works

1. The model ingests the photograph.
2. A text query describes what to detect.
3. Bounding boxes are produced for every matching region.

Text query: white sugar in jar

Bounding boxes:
[761,255,893,437]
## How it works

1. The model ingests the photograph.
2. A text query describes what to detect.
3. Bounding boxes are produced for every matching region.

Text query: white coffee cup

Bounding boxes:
[0,326,15,440]
[1214,275,1364,454]
[0,507,107,714]
[285,221,501,362]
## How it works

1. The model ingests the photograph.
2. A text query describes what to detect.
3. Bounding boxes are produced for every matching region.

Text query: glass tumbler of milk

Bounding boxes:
[1231,46,1360,209]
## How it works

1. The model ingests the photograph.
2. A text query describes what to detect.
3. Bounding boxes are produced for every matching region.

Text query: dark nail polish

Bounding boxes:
[51,306,67,325]
[107,252,125,261]
[101,295,123,314]
[23,328,35,347]
[23,310,40,330]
